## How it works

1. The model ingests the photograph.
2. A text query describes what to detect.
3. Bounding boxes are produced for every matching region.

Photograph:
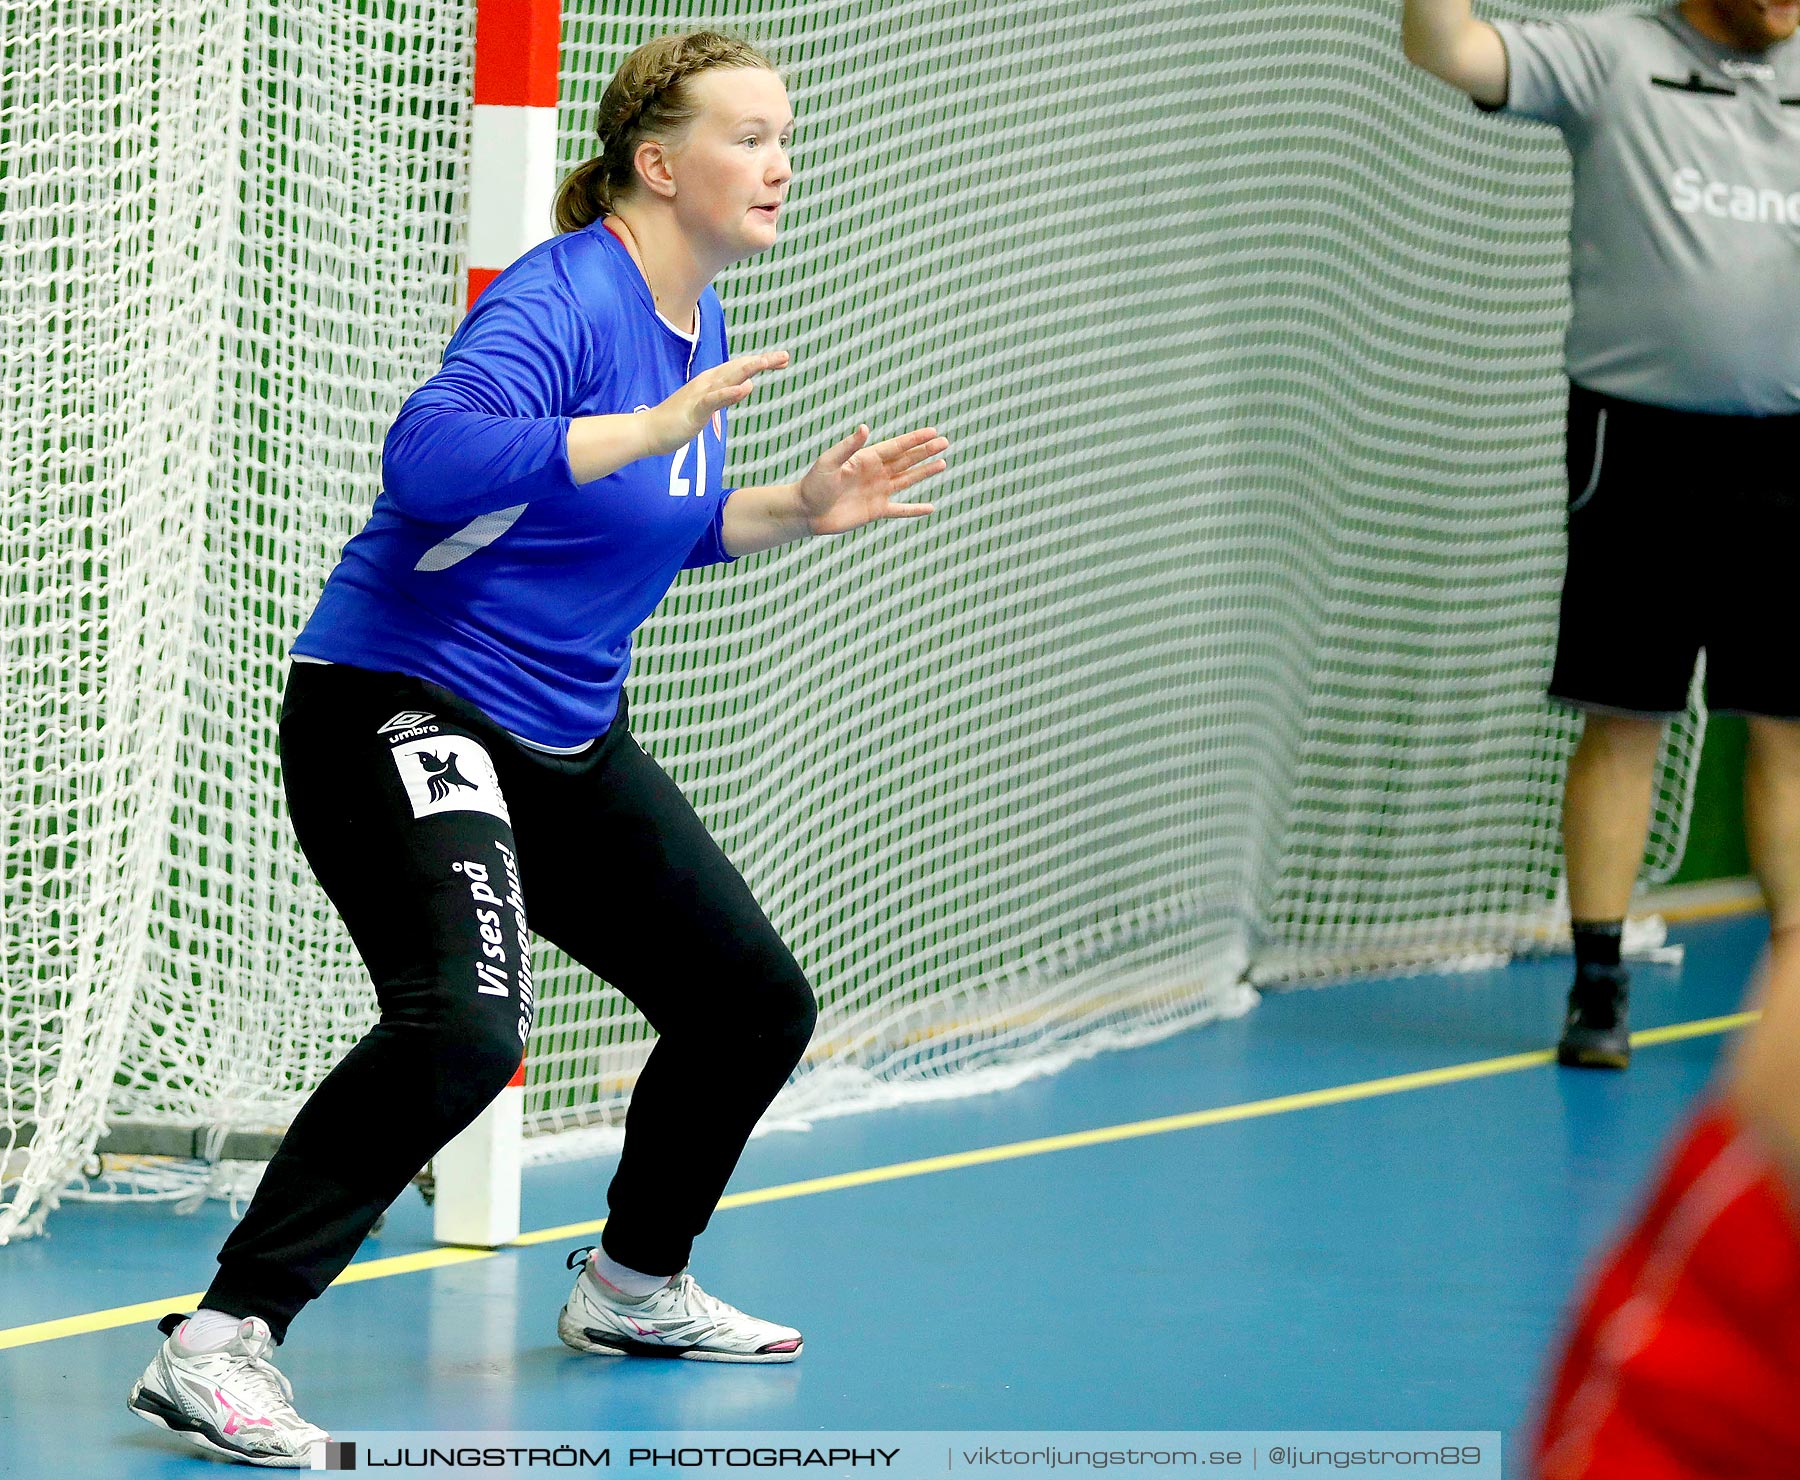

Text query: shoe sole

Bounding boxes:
[127,1380,317,1468]
[557,1307,802,1364]
[1557,1044,1630,1070]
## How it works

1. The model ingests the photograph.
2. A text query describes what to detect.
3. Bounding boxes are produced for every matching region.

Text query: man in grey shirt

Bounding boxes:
[1404,0,1800,1069]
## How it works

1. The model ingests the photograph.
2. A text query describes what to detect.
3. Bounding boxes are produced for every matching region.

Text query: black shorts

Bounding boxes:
[1550,382,1800,719]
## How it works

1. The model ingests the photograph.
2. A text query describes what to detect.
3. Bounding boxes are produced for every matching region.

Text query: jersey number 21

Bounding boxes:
[669,434,706,498]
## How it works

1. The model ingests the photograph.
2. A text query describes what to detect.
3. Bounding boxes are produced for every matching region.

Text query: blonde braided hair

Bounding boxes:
[555,31,780,234]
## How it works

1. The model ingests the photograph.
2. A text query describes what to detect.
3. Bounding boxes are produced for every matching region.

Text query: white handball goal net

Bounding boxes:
[1,0,1703,1239]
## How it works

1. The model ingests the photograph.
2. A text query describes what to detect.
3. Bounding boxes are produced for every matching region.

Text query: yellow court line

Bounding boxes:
[326,1247,497,1284]
[0,1247,505,1352]
[512,1051,1540,1245]
[0,1010,1759,1352]
[0,1295,210,1351]
[1630,1011,1758,1046]
[1656,896,1765,925]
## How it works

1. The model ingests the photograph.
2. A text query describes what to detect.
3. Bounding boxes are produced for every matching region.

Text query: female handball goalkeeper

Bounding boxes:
[128,30,948,1466]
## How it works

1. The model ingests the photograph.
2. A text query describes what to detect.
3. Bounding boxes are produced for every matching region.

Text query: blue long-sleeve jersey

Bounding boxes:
[292,222,737,748]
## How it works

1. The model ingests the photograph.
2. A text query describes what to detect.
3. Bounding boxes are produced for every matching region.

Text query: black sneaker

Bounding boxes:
[1556,969,1631,1069]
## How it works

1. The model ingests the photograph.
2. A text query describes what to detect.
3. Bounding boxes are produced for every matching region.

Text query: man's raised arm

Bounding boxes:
[1403,0,1510,106]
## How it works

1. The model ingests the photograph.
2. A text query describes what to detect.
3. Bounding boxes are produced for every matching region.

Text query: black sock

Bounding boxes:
[1572,918,1626,981]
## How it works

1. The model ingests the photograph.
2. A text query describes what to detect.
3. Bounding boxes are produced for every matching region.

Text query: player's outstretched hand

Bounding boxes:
[644,352,790,457]
[795,427,949,537]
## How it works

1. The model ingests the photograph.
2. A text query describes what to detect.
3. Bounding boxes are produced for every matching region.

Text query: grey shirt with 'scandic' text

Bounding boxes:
[1488,5,1800,414]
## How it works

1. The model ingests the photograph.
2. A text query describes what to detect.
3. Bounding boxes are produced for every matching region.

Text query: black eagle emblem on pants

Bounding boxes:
[416,750,478,803]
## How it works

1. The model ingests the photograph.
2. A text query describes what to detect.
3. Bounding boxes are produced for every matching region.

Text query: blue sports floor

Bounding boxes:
[0,910,1768,1478]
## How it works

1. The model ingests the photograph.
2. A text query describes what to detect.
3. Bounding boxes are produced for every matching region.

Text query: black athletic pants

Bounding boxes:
[203,663,817,1343]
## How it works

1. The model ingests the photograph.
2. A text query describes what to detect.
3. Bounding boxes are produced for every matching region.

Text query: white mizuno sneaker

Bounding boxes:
[556,1246,804,1363]
[127,1313,329,1467]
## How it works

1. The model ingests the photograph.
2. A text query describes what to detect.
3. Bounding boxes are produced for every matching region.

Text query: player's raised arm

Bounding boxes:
[1402,0,1509,107]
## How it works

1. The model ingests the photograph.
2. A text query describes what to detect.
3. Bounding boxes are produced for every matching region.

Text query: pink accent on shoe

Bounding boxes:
[762,1339,803,1353]
[215,1389,276,1435]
